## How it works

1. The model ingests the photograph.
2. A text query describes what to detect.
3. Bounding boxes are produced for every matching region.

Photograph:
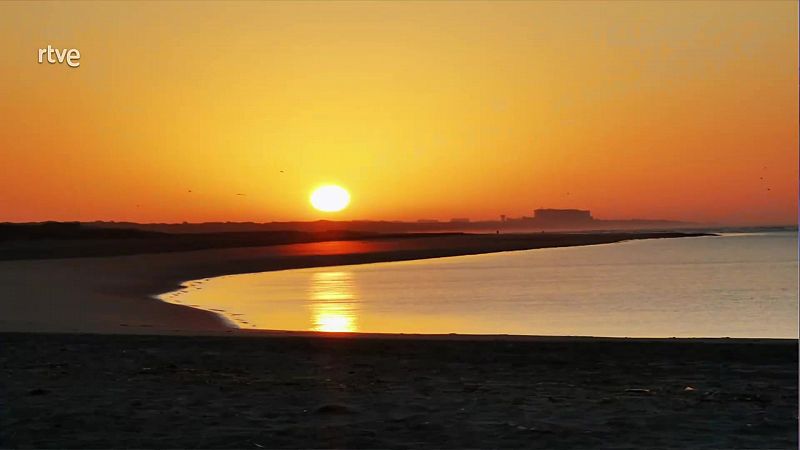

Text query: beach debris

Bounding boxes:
[507,422,553,434]
[624,388,651,395]
[684,386,696,392]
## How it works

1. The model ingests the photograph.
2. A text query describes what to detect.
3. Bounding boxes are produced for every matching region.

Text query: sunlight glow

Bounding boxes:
[309,271,358,332]
[310,185,350,213]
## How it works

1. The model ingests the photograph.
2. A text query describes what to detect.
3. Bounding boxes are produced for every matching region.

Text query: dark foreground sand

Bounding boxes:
[1,333,796,449]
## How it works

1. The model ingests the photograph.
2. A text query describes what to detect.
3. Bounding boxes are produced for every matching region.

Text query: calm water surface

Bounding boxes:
[160,232,798,338]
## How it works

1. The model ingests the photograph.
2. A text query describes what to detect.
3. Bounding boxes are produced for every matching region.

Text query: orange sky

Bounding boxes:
[1,1,797,225]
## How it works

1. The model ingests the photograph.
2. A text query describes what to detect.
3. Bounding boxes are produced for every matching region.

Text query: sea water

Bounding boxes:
[161,232,798,338]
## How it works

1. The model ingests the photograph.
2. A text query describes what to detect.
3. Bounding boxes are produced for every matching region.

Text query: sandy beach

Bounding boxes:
[2,333,796,449]
[1,232,797,448]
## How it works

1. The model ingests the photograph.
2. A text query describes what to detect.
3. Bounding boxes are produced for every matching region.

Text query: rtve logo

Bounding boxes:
[38,45,81,68]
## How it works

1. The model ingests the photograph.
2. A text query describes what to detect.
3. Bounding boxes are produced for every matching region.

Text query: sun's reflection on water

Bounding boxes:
[308,271,359,332]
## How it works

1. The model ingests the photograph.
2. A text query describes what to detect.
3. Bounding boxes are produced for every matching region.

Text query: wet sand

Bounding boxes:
[1,333,796,449]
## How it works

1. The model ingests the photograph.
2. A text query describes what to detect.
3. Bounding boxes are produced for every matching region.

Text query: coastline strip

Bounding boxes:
[0,232,711,337]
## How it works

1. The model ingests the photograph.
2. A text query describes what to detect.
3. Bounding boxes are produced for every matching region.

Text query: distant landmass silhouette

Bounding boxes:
[0,221,713,261]
[73,208,694,234]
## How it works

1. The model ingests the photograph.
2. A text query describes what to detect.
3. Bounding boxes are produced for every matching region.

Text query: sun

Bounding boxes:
[310,185,350,212]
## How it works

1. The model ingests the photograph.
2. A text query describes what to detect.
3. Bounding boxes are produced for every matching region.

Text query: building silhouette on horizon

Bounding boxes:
[533,208,593,222]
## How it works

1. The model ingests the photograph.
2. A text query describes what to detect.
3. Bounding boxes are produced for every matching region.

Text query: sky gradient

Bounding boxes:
[1,1,797,225]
